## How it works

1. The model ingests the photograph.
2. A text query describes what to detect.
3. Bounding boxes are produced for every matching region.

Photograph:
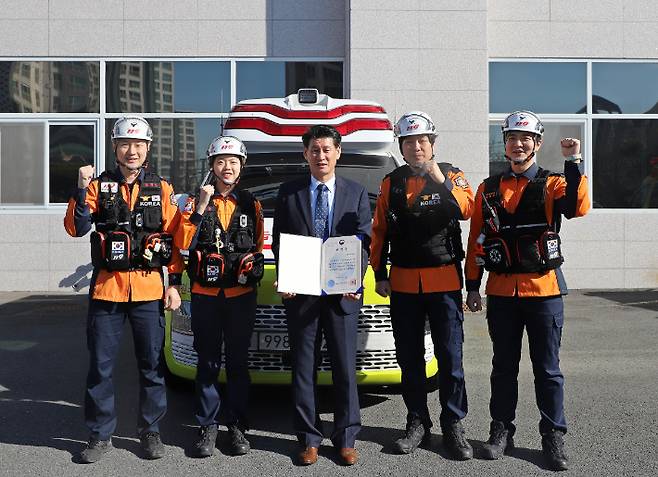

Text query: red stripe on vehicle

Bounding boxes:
[224,117,392,136]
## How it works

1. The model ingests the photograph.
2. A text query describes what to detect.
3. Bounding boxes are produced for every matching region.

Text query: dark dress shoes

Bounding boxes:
[338,447,358,465]
[298,446,319,465]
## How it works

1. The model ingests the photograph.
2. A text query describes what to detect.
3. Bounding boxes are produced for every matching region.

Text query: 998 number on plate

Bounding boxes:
[258,332,290,351]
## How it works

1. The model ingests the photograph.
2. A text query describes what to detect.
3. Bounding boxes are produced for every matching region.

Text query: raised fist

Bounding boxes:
[196,184,215,214]
[560,137,580,157]
[78,165,95,189]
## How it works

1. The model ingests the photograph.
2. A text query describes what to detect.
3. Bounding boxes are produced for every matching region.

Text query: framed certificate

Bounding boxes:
[276,233,363,296]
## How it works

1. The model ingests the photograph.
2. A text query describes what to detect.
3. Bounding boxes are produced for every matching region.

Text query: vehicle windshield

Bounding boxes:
[238,152,398,216]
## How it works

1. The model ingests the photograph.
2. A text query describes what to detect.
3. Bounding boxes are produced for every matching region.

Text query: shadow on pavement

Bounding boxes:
[584,289,658,313]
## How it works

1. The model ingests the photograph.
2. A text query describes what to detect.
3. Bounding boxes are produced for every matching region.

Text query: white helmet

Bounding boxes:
[111,116,153,142]
[207,135,247,164]
[394,111,437,140]
[501,110,544,138]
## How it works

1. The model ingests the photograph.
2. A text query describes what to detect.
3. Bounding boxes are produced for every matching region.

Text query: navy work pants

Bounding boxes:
[486,295,567,435]
[390,290,468,429]
[190,290,256,429]
[85,299,166,440]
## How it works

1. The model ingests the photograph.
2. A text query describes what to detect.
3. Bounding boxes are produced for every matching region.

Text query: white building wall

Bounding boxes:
[0,0,346,58]
[488,0,658,59]
[349,0,490,189]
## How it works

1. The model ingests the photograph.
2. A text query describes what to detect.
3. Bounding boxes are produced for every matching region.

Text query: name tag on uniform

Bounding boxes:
[139,195,161,207]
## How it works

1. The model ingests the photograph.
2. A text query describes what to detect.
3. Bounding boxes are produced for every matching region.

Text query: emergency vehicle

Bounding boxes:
[165,89,438,386]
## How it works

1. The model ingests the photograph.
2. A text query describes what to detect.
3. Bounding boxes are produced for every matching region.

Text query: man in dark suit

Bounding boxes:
[272,125,371,466]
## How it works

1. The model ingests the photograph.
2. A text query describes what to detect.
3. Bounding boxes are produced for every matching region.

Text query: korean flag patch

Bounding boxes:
[100,182,119,193]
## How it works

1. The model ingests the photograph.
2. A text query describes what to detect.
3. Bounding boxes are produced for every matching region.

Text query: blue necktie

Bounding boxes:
[314,183,329,239]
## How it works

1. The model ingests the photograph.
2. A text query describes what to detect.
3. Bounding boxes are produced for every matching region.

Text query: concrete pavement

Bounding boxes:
[0,290,656,476]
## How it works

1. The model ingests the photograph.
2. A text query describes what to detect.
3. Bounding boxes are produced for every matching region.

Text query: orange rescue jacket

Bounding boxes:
[64,168,184,302]
[370,165,474,293]
[465,161,590,297]
[175,192,264,298]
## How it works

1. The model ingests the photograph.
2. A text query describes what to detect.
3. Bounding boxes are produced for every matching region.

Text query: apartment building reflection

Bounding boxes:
[2,61,99,113]
[106,61,198,192]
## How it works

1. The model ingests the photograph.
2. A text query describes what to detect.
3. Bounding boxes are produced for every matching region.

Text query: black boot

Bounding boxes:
[227,425,250,455]
[481,420,514,460]
[192,424,218,458]
[542,430,569,471]
[79,438,113,464]
[393,418,429,454]
[139,431,165,460]
[441,421,473,460]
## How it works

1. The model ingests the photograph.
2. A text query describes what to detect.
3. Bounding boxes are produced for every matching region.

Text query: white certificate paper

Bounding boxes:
[277,233,323,296]
[277,233,362,296]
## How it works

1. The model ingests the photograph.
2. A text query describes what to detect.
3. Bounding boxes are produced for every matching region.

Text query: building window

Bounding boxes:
[236,61,343,102]
[0,61,100,113]
[0,122,45,205]
[1,58,343,209]
[49,124,95,204]
[105,118,220,194]
[490,60,658,209]
[21,83,30,100]
[489,62,587,114]
[106,61,231,113]
[592,63,658,114]
[592,119,658,208]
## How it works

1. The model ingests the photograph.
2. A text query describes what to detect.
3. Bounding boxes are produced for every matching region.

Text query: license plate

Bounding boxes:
[258,332,290,351]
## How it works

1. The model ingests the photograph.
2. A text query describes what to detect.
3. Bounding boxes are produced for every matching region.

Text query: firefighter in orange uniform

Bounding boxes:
[175,136,264,458]
[64,116,183,463]
[465,111,590,471]
[370,111,475,459]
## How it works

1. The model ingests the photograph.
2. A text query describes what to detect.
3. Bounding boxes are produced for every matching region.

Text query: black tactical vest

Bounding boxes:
[91,169,169,270]
[190,189,259,288]
[480,167,564,274]
[386,164,465,268]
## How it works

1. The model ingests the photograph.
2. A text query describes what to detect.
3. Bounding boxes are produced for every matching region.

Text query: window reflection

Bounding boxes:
[592,63,658,114]
[105,118,222,194]
[49,124,94,203]
[0,122,45,204]
[489,62,586,114]
[237,61,343,101]
[489,123,583,177]
[0,61,99,113]
[106,62,230,113]
[593,119,658,208]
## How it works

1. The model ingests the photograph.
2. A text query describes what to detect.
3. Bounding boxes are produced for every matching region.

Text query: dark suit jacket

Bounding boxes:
[272,175,372,315]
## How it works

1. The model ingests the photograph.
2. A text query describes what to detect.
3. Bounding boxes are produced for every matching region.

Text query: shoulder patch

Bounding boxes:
[183,197,195,212]
[454,176,469,189]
